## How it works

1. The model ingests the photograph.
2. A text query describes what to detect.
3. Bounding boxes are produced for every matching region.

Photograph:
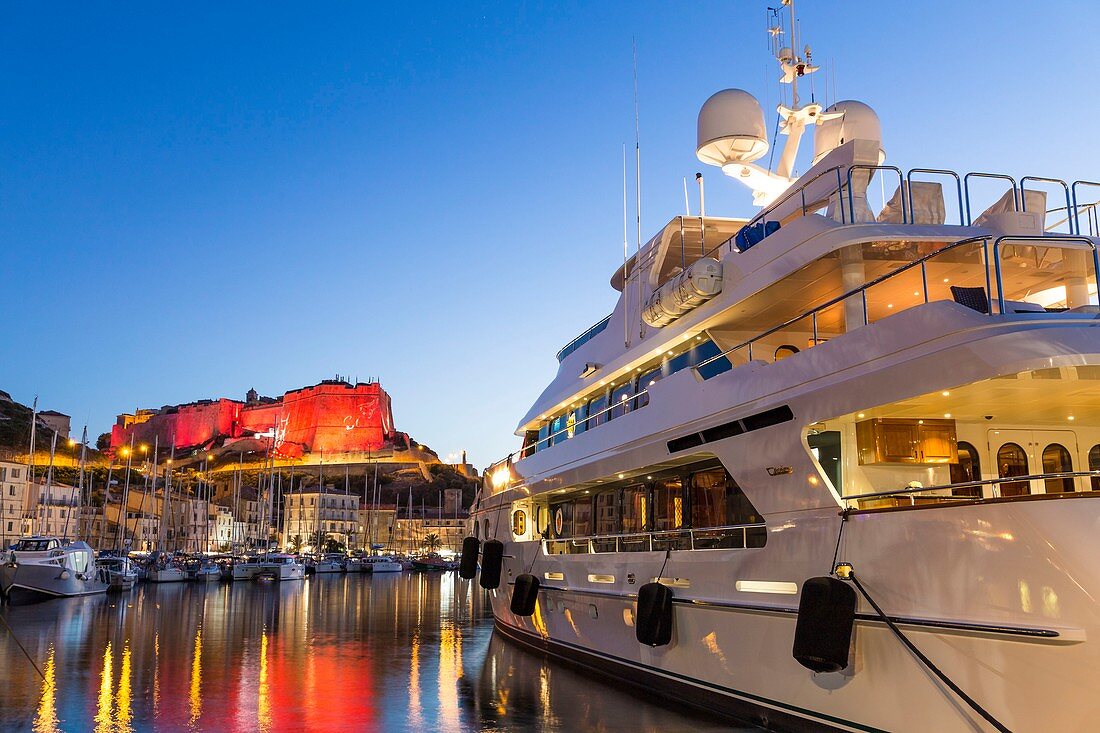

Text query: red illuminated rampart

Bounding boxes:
[110,381,401,457]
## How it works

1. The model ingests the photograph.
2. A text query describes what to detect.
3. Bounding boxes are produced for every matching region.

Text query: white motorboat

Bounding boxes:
[96,555,138,592]
[305,554,345,574]
[256,554,305,581]
[345,556,372,574]
[145,552,187,583]
[472,4,1100,731]
[365,556,403,573]
[1,537,107,604]
[185,557,221,582]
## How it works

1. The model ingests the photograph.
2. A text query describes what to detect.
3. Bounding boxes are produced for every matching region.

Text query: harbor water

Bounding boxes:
[0,573,749,732]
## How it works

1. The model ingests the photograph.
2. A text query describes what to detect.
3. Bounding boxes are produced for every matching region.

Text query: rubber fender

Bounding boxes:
[635,581,675,646]
[792,576,857,673]
[510,573,539,617]
[459,536,480,579]
[479,539,504,590]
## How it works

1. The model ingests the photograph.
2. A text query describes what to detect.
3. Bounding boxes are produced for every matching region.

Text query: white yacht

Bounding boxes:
[472,4,1100,731]
[365,556,403,574]
[96,555,139,592]
[257,554,305,581]
[1,537,108,604]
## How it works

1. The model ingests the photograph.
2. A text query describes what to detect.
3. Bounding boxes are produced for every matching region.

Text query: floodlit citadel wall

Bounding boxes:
[110,380,403,457]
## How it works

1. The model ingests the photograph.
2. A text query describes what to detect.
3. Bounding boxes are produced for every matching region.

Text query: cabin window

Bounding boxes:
[512,509,527,536]
[573,497,592,537]
[550,414,570,446]
[950,441,983,497]
[807,431,842,494]
[634,368,660,409]
[620,485,648,534]
[587,393,609,430]
[609,383,633,420]
[667,349,692,375]
[652,478,684,531]
[572,404,588,436]
[537,423,551,451]
[694,339,733,379]
[997,443,1030,497]
[690,469,761,528]
[1042,443,1074,493]
[594,491,618,536]
[1089,445,1100,490]
[551,502,574,538]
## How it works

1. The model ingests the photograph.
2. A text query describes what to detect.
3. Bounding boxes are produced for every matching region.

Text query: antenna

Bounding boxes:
[682,177,690,216]
[622,143,629,348]
[633,38,644,339]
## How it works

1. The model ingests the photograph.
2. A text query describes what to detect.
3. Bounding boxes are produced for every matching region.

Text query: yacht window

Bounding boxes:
[574,497,592,537]
[620,485,648,534]
[997,443,1030,497]
[594,491,618,536]
[522,430,538,457]
[550,414,570,446]
[551,502,573,538]
[652,478,684,531]
[587,393,609,430]
[1042,443,1074,493]
[1089,445,1100,490]
[634,368,661,409]
[694,339,733,379]
[512,509,527,536]
[950,441,983,497]
[609,383,633,420]
[807,431,842,493]
[690,469,761,528]
[667,349,692,375]
[572,404,588,436]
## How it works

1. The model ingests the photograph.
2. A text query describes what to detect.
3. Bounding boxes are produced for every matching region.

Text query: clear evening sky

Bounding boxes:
[2,2,1097,468]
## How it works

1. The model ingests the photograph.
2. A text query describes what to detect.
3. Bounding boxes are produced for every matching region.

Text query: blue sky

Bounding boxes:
[2,1,1097,468]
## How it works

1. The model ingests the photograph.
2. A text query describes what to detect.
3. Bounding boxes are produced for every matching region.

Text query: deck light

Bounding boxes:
[942,391,950,396]
[617,473,625,479]
[857,412,865,418]
[944,413,952,418]
[1069,416,1076,421]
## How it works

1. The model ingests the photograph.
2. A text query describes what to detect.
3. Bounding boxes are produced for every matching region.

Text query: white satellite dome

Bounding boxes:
[812,100,885,165]
[696,89,769,167]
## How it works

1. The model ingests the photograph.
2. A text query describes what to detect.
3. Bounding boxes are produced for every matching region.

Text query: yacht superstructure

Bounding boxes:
[470,4,1100,732]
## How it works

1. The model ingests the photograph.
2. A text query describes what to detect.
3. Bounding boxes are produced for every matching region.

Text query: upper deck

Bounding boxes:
[493,151,1100,479]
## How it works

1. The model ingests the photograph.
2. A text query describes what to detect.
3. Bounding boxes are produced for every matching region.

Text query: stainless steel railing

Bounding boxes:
[540,522,768,555]
[842,470,1100,509]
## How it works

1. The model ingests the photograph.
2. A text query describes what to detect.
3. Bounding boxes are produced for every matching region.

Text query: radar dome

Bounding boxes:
[696,89,769,167]
[812,100,885,165]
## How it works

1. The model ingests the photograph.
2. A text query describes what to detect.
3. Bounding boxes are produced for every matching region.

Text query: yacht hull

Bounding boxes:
[1,563,108,605]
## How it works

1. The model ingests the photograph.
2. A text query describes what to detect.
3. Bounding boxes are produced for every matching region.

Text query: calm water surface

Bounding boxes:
[0,573,751,732]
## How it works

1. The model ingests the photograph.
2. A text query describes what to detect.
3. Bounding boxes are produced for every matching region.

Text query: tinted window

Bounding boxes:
[950,441,982,497]
[572,404,588,435]
[550,414,569,446]
[551,502,574,538]
[594,491,618,536]
[635,368,660,409]
[610,383,633,420]
[997,443,1029,497]
[621,485,647,533]
[1090,445,1100,490]
[587,394,608,430]
[537,423,550,451]
[807,431,842,493]
[573,497,592,536]
[1042,443,1074,493]
[690,469,761,527]
[694,339,733,379]
[652,478,684,531]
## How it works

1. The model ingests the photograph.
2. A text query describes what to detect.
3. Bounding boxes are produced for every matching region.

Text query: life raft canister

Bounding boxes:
[510,573,539,616]
[458,536,480,579]
[479,539,504,590]
[792,576,857,673]
[635,581,675,646]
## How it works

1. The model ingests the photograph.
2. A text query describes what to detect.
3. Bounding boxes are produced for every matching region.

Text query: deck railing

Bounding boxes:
[842,470,1100,510]
[694,233,1100,379]
[541,521,768,555]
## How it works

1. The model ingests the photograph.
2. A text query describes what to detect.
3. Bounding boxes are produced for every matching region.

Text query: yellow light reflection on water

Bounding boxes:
[152,632,160,718]
[438,625,460,730]
[94,642,114,733]
[258,630,271,733]
[408,631,423,728]
[32,646,60,733]
[189,627,203,725]
[116,642,133,733]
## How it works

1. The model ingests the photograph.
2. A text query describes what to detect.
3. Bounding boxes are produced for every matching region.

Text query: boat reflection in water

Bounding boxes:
[1,573,742,732]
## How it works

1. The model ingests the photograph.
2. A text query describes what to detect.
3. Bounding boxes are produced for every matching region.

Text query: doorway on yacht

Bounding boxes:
[988,429,1079,497]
